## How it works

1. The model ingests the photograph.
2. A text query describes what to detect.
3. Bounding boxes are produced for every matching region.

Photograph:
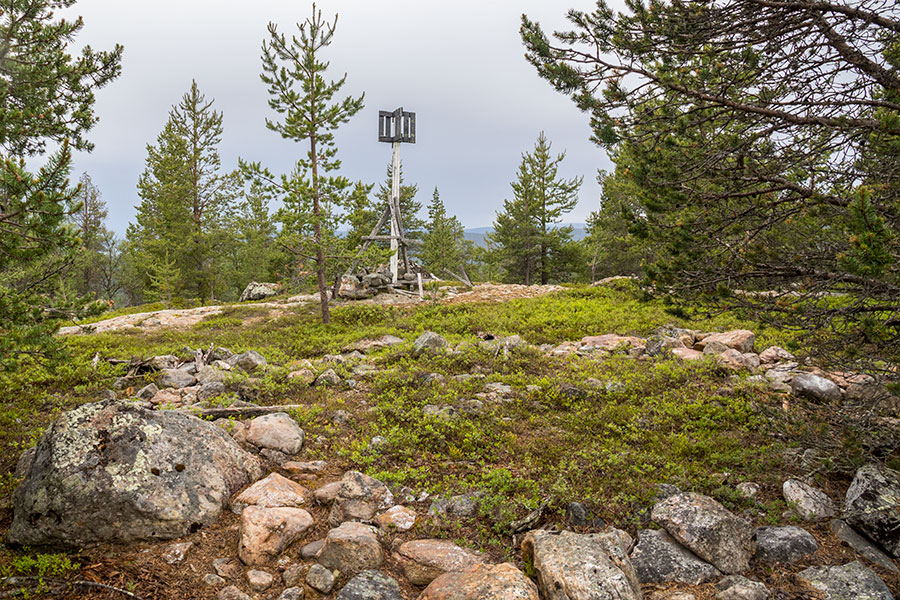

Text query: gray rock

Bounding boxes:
[715,575,770,600]
[791,373,842,403]
[198,381,227,403]
[306,563,336,594]
[239,282,278,302]
[316,368,342,386]
[196,366,226,385]
[277,588,304,600]
[218,585,251,600]
[301,539,325,559]
[736,482,760,500]
[830,519,898,573]
[631,529,721,584]
[798,561,894,600]
[428,493,479,519]
[9,400,263,546]
[328,471,394,526]
[656,483,683,501]
[203,573,226,587]
[148,354,179,370]
[753,526,818,563]
[565,501,605,529]
[783,479,836,520]
[156,368,197,389]
[228,350,267,373]
[317,521,384,575]
[244,412,304,455]
[413,331,448,354]
[136,383,159,400]
[282,563,303,587]
[844,464,900,558]
[335,570,403,600]
[246,569,273,592]
[651,492,755,574]
[14,447,36,480]
[523,528,642,600]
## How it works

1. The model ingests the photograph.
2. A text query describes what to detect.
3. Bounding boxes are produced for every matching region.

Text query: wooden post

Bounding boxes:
[417,272,424,300]
[390,140,401,283]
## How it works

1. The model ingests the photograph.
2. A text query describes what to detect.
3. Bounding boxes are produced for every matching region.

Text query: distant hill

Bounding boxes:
[464,223,588,247]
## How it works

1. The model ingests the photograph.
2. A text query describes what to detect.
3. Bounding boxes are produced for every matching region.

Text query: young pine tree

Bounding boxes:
[422,188,468,277]
[258,4,364,324]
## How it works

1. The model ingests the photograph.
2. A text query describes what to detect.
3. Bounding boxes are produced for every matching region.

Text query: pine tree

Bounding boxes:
[256,4,364,324]
[69,172,111,297]
[422,188,468,276]
[373,162,424,245]
[0,1,122,368]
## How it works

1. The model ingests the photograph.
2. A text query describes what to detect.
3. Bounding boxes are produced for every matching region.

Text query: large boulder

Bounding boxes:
[630,529,721,584]
[798,561,894,600]
[753,526,818,563]
[522,529,642,600]
[651,492,755,574]
[328,471,394,526]
[395,539,486,586]
[9,400,263,546]
[844,464,900,558]
[791,373,842,403]
[418,563,539,600]
[240,282,278,302]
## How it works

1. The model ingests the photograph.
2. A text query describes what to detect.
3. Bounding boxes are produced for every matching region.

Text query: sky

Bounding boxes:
[61,1,614,235]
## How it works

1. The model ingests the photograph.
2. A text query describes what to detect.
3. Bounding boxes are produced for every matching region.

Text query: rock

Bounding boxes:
[301,539,325,559]
[135,382,159,400]
[315,481,343,505]
[156,368,197,389]
[14,448,35,480]
[246,569,274,592]
[228,350,268,373]
[283,460,327,475]
[759,346,794,364]
[630,529,721,584]
[656,483,683,501]
[287,369,316,385]
[148,355,179,370]
[696,330,755,353]
[753,526,818,563]
[282,563,304,587]
[413,331,448,354]
[218,585,251,600]
[565,501,605,528]
[306,563,336,594]
[317,521,384,575]
[335,570,403,600]
[715,575,770,600]
[844,464,900,558]
[798,561,894,600]
[315,369,342,386]
[704,340,732,355]
[238,506,314,566]
[9,400,263,546]
[244,413,304,455]
[652,594,696,600]
[213,557,242,579]
[791,373,842,403]
[196,366,226,385]
[328,471,394,526]
[232,472,311,512]
[428,493,479,519]
[277,588,304,600]
[672,347,704,361]
[198,381,227,403]
[581,334,645,351]
[418,563,539,600]
[345,335,405,353]
[736,482,760,500]
[523,529,641,600]
[374,505,417,531]
[395,539,485,586]
[164,541,193,565]
[830,519,899,573]
[240,282,278,302]
[783,479,836,520]
[651,492,755,574]
[203,573,226,587]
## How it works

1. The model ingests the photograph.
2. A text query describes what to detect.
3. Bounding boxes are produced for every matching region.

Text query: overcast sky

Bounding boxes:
[62,1,613,235]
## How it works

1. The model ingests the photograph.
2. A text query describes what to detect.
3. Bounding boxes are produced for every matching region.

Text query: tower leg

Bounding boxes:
[390,141,401,283]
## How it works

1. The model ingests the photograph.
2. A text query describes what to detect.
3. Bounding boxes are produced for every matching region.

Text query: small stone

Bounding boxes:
[246,569,274,592]
[798,561,893,600]
[374,505,417,531]
[301,539,325,559]
[164,541,192,565]
[156,368,197,389]
[753,526,818,563]
[419,563,539,600]
[317,521,384,575]
[413,331,448,354]
[759,346,794,364]
[335,570,403,600]
[277,588,304,600]
[305,563,336,594]
[284,460,328,475]
[282,563,304,587]
[135,383,159,400]
[239,282,278,302]
[198,381,227,402]
[697,330,755,353]
[783,479,836,520]
[218,586,250,600]
[715,575,770,600]
[238,506,314,566]
[232,472,311,513]
[228,350,267,373]
[428,493,479,519]
[328,471,394,526]
[203,573,226,587]
[316,369,342,386]
[314,481,342,505]
[395,539,486,586]
[244,412,305,455]
[736,482,760,500]
[287,369,316,385]
[791,373,842,403]
[213,558,241,579]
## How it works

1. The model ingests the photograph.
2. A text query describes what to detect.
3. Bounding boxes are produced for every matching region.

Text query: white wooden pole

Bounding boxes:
[390,141,401,283]
[417,272,424,300]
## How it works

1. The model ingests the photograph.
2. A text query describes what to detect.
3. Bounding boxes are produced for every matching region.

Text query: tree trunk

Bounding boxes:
[310,132,330,324]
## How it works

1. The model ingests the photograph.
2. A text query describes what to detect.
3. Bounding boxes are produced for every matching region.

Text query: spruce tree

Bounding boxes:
[0,1,122,369]
[422,188,468,276]
[258,4,364,324]
[374,162,424,245]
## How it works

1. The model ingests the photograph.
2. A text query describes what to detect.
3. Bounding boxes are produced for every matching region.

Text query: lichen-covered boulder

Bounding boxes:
[9,400,264,546]
[798,561,894,600]
[844,464,900,558]
[631,529,721,584]
[239,282,278,302]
